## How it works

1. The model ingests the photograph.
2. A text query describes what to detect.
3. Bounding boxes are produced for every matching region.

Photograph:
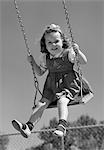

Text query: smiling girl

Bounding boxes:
[12,24,93,138]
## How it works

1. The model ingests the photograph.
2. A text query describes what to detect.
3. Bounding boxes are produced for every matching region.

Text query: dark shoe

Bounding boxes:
[12,119,31,138]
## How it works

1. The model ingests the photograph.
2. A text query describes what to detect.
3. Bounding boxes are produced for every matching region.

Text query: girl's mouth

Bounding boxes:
[52,48,58,51]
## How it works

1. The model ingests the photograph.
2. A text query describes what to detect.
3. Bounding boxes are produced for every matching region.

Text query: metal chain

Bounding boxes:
[13,0,31,55]
[62,0,83,98]
[13,0,42,108]
[62,0,74,43]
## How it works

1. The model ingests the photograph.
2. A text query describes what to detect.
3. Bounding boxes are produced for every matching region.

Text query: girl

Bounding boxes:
[12,24,93,138]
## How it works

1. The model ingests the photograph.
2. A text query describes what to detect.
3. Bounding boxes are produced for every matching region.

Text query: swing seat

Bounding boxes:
[47,92,94,108]
[68,92,94,106]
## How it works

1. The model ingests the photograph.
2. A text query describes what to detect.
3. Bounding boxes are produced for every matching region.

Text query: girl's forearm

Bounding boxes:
[77,50,87,64]
[32,59,45,76]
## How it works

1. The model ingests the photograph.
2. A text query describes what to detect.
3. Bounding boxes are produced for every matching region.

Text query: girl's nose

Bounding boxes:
[52,43,56,46]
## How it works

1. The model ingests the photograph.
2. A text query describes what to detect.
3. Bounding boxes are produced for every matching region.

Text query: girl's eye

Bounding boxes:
[48,41,52,45]
[47,40,59,45]
[55,40,59,43]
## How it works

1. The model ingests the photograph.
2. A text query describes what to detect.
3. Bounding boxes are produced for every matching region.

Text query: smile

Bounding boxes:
[52,48,58,51]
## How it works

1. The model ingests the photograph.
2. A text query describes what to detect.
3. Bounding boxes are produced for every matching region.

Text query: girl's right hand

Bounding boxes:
[27,54,34,64]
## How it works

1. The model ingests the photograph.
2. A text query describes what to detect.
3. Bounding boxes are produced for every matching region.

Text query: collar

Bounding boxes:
[49,49,65,59]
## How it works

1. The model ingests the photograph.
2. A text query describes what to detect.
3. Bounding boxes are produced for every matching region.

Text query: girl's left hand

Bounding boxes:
[72,43,80,54]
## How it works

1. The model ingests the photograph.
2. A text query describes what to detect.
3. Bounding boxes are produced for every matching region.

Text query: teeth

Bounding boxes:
[52,48,57,51]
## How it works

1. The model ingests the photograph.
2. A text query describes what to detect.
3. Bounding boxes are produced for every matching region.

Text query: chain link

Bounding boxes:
[13,0,42,107]
[14,0,31,56]
[62,0,74,43]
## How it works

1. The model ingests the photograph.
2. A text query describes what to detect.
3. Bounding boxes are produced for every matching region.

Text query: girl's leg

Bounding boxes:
[57,96,69,121]
[54,96,70,137]
[27,98,51,126]
[12,98,50,138]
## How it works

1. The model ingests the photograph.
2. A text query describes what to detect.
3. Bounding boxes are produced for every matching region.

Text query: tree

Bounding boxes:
[101,139,104,150]
[27,115,104,150]
[0,135,9,150]
[66,115,104,150]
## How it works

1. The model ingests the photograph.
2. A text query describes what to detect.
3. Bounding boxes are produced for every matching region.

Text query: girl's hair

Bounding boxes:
[40,24,71,54]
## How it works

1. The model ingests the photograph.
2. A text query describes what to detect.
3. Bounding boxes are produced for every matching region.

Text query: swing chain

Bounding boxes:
[13,0,42,107]
[14,0,31,56]
[62,0,74,43]
[62,0,83,98]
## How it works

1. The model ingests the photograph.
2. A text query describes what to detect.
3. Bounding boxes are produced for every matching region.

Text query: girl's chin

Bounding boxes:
[51,52,58,55]
[50,49,62,56]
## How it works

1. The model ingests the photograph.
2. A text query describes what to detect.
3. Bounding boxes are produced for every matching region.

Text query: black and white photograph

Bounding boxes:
[0,0,104,149]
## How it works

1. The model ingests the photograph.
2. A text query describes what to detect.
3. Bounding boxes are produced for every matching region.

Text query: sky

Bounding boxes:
[0,0,104,149]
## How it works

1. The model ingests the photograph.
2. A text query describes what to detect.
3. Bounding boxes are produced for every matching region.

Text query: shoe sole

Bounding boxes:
[12,120,28,138]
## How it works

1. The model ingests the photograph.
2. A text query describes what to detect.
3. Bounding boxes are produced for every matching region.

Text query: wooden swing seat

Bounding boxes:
[47,92,94,108]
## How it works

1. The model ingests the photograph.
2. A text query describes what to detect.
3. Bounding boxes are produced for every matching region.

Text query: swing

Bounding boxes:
[13,0,93,109]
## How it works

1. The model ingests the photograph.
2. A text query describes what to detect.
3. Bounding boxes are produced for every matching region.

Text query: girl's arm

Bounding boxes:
[27,55,47,76]
[73,43,87,65]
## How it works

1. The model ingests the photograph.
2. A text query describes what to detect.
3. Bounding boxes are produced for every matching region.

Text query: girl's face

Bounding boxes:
[45,31,63,56]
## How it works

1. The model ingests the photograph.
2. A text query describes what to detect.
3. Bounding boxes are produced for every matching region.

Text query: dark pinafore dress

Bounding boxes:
[41,50,92,108]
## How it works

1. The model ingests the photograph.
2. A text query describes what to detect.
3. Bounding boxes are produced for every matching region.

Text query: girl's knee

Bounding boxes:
[37,101,46,108]
[39,97,50,107]
[32,100,48,114]
[57,97,69,106]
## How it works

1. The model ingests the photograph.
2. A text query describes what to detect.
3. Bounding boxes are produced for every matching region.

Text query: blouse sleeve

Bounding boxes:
[39,53,47,71]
